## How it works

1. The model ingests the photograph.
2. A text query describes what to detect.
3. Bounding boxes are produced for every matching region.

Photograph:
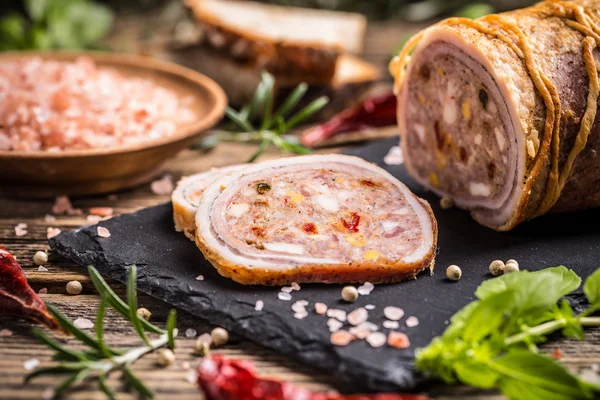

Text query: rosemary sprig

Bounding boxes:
[26,265,178,399]
[204,71,329,162]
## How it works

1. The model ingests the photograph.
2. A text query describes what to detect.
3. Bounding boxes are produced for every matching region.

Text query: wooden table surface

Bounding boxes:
[2,9,600,400]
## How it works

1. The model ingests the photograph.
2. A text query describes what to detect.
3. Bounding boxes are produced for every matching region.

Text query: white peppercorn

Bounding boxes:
[136,307,152,321]
[66,280,82,295]
[210,327,229,347]
[341,286,359,302]
[157,348,175,367]
[505,262,520,274]
[489,260,505,276]
[506,259,519,269]
[446,265,462,281]
[33,251,48,266]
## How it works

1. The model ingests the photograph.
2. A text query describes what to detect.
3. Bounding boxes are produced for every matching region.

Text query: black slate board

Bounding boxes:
[51,137,600,393]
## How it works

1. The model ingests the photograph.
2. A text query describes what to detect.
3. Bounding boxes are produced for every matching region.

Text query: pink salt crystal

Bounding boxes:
[196,275,204,281]
[73,318,94,329]
[347,307,368,326]
[47,227,61,239]
[383,306,405,321]
[406,316,420,328]
[86,215,102,224]
[278,292,292,301]
[52,196,72,215]
[197,333,212,345]
[315,302,328,315]
[39,288,48,294]
[349,326,371,340]
[330,330,354,346]
[151,175,174,195]
[357,321,378,332]
[97,226,111,238]
[15,223,27,237]
[255,300,264,311]
[326,308,347,322]
[383,320,399,329]
[327,318,343,333]
[366,332,387,348]
[291,282,301,291]
[0,329,12,337]
[281,286,294,293]
[388,332,411,349]
[44,214,56,223]
[365,304,375,310]
[42,388,55,400]
[23,358,40,371]
[294,311,308,320]
[89,207,113,217]
[384,146,404,166]
[357,282,374,295]
[38,266,48,272]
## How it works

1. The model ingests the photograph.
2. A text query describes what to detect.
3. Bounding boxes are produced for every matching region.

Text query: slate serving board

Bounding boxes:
[50,137,600,393]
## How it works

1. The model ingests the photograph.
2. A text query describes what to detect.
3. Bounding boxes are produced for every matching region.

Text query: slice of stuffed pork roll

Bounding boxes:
[194,154,438,286]
[390,0,600,231]
[173,164,247,240]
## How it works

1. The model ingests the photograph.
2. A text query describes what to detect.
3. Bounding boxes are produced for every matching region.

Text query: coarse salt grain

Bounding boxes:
[406,316,419,328]
[52,196,72,215]
[388,332,411,349]
[383,320,400,329]
[349,326,371,339]
[0,329,12,337]
[357,282,374,295]
[357,321,378,332]
[38,266,48,272]
[327,318,343,333]
[23,358,40,371]
[255,300,264,311]
[196,275,204,281]
[278,292,292,301]
[315,302,328,315]
[73,318,94,329]
[0,57,195,152]
[97,226,111,238]
[384,146,404,166]
[281,286,294,293]
[151,175,175,195]
[383,306,405,321]
[44,214,56,222]
[15,223,27,237]
[294,311,308,320]
[39,288,48,294]
[291,282,301,291]
[366,332,387,348]
[326,309,347,322]
[86,215,102,224]
[89,207,113,217]
[47,227,61,239]
[197,333,212,345]
[330,330,354,346]
[365,304,375,310]
[185,328,197,338]
[291,300,308,313]
[347,308,368,326]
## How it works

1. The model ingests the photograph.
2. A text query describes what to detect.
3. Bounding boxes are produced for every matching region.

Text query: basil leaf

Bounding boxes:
[584,268,600,308]
[24,0,50,22]
[462,289,514,343]
[491,350,594,399]
[499,378,578,400]
[455,360,500,389]
[556,300,585,340]
[0,13,27,50]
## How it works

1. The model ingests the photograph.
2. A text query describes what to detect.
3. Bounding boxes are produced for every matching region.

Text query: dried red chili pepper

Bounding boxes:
[197,356,431,400]
[300,93,397,147]
[0,245,58,330]
[341,212,361,233]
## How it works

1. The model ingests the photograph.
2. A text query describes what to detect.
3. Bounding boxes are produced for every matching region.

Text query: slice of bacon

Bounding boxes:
[172,164,247,240]
[0,245,58,330]
[195,154,437,285]
[197,356,432,400]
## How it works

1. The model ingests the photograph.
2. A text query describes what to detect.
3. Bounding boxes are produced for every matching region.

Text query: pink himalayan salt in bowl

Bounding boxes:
[0,51,227,197]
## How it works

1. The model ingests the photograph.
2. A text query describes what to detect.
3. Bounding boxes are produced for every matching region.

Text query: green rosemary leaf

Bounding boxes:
[88,266,164,334]
[225,108,255,132]
[24,364,84,384]
[272,135,312,155]
[124,364,155,399]
[240,73,270,121]
[127,265,151,347]
[247,138,271,163]
[96,298,113,358]
[99,373,116,400]
[53,369,90,399]
[167,309,177,349]
[283,96,329,132]
[260,72,275,130]
[47,304,104,352]
[273,82,308,122]
[31,328,87,362]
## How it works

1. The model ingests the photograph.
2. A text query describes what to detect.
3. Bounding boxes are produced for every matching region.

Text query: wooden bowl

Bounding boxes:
[0,51,227,198]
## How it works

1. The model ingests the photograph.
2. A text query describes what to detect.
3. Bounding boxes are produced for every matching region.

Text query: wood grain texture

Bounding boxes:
[1,8,599,400]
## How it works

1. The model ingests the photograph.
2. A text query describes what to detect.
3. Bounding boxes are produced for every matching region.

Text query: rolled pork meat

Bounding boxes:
[194,154,438,285]
[390,0,600,230]
[172,164,247,240]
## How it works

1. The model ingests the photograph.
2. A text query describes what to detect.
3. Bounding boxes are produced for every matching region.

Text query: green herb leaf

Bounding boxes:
[259,71,275,130]
[462,289,514,343]
[53,368,91,398]
[454,359,500,389]
[491,350,594,399]
[167,309,177,350]
[47,304,105,352]
[96,298,114,358]
[24,0,50,22]
[225,108,255,132]
[31,328,88,362]
[584,268,600,308]
[0,13,27,50]
[25,364,84,384]
[284,96,329,132]
[127,265,151,347]
[124,364,155,399]
[99,373,116,400]
[273,83,308,121]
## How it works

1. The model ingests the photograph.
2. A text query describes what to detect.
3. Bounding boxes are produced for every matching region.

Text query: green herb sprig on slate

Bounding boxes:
[204,71,329,162]
[26,265,177,400]
[417,266,600,400]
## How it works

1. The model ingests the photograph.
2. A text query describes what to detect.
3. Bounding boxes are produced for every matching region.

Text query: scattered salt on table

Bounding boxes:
[39,288,48,294]
[383,320,400,329]
[388,332,411,349]
[278,292,292,301]
[383,306,405,321]
[97,226,111,238]
[327,318,343,333]
[86,215,103,224]
[347,308,368,326]
[326,309,347,322]
[281,286,294,293]
[23,358,39,371]
[255,300,264,311]
[314,302,328,315]
[366,332,387,348]
[38,266,48,272]
[44,214,56,222]
[330,330,354,346]
[291,282,301,291]
[406,316,419,328]
[357,282,374,295]
[185,328,197,338]
[151,175,174,195]
[0,329,13,337]
[73,318,94,329]
[47,227,61,239]
[384,146,404,166]
[365,304,376,310]
[14,223,27,237]
[196,275,204,281]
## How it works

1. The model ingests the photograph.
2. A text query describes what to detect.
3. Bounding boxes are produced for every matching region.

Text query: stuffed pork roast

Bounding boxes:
[193,154,437,285]
[390,0,600,231]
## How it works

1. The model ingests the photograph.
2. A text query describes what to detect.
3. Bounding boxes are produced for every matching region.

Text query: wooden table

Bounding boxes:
[2,10,600,400]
